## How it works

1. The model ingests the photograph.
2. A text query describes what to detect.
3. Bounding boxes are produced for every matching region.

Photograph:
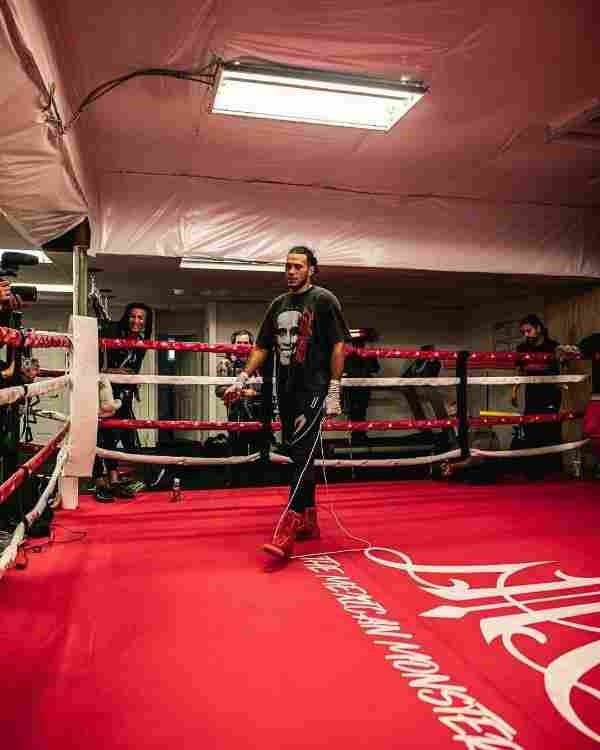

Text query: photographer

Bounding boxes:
[0,253,39,535]
[0,277,14,309]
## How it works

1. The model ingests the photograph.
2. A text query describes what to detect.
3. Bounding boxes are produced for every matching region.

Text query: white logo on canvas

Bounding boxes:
[365,547,600,743]
[276,310,301,366]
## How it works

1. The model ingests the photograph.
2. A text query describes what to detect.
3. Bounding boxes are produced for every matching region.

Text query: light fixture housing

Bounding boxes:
[211,61,427,131]
[180,258,285,273]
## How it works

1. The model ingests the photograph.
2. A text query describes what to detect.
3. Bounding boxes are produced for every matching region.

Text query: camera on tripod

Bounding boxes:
[0,250,39,303]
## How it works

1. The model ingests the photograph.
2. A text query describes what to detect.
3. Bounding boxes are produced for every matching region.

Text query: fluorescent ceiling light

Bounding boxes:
[0,249,52,263]
[180,258,285,273]
[19,283,73,294]
[211,62,427,131]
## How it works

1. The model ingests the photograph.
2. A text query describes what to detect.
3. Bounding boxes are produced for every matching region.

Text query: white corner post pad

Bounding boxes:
[60,315,99,510]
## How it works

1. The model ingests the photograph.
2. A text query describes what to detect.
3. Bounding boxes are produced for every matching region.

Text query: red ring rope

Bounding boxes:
[98,337,588,362]
[99,412,580,432]
[0,327,71,349]
[23,333,71,349]
[0,424,69,506]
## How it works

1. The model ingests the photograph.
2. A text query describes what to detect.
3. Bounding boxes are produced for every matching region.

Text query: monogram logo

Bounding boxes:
[365,548,600,744]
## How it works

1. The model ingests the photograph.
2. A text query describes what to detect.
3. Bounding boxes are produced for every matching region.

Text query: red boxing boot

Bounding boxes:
[296,507,321,540]
[262,510,302,559]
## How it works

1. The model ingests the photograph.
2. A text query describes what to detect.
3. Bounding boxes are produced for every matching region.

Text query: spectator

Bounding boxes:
[513,314,562,478]
[95,302,153,502]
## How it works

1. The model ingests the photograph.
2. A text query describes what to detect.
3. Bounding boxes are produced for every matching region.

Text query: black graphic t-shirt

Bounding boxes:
[516,336,561,409]
[256,285,349,393]
[99,320,146,374]
[99,320,147,411]
[578,333,600,394]
[516,337,560,375]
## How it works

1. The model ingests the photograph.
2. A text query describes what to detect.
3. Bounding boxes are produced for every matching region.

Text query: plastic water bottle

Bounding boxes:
[170,477,183,502]
[572,451,582,480]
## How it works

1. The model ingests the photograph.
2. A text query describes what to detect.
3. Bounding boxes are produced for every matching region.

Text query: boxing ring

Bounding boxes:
[1,319,600,749]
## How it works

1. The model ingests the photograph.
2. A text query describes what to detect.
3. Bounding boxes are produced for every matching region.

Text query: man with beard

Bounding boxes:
[224,246,349,559]
[96,302,153,502]
[512,314,562,478]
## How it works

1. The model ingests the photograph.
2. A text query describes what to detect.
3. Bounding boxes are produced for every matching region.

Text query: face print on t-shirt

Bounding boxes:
[276,310,301,365]
[275,307,315,366]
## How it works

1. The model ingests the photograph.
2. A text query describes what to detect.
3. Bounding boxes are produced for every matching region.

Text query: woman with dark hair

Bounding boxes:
[513,314,562,478]
[96,303,153,501]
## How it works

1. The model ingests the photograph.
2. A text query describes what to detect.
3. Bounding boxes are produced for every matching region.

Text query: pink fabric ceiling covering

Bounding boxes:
[2,0,600,274]
[96,171,599,277]
[0,0,88,246]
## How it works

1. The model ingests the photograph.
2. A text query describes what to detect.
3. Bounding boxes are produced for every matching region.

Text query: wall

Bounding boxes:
[545,286,600,443]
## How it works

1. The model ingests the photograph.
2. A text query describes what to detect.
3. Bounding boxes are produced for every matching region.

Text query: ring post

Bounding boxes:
[59,315,98,509]
[456,350,470,460]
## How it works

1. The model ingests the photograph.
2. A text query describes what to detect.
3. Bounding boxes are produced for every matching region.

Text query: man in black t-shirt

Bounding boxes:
[224,246,349,559]
[513,314,562,477]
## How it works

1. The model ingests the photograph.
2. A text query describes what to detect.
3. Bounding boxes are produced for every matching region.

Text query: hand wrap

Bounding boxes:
[224,370,249,406]
[325,379,342,417]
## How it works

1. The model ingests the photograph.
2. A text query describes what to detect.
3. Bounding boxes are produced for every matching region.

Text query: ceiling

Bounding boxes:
[2,0,600,278]
[16,251,599,312]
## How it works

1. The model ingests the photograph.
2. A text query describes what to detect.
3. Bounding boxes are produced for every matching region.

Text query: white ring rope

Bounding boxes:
[96,447,261,466]
[34,330,72,340]
[108,374,252,386]
[471,438,589,458]
[106,373,587,388]
[343,377,459,387]
[94,446,462,469]
[0,445,69,577]
[108,374,459,387]
[25,446,69,526]
[316,449,462,467]
[270,448,462,467]
[33,409,69,423]
[467,375,586,385]
[0,375,72,407]
[0,525,24,577]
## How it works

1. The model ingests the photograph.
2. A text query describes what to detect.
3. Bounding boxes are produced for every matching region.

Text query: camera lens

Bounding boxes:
[10,285,38,303]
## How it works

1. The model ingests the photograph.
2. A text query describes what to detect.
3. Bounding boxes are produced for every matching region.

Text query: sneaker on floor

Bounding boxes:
[95,486,114,503]
[112,480,139,499]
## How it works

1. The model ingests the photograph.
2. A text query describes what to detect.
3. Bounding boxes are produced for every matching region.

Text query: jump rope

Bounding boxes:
[268,377,373,558]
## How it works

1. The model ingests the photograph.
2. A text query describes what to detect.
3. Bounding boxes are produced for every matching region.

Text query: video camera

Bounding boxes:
[0,251,40,389]
[0,250,39,303]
